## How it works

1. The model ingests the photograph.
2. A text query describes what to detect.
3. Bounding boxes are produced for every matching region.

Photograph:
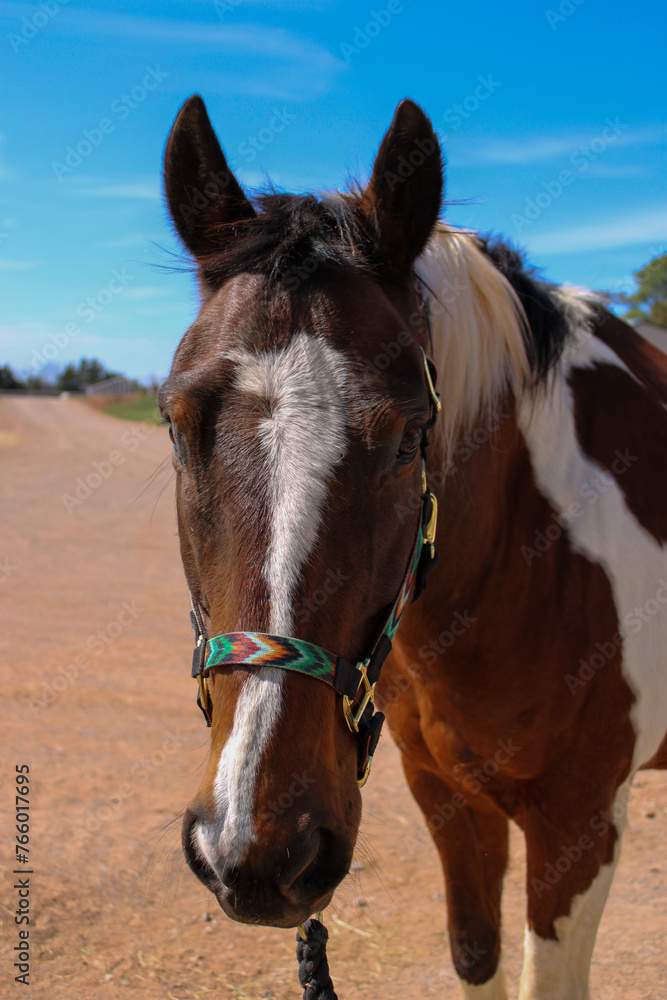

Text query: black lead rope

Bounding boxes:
[296,919,338,1000]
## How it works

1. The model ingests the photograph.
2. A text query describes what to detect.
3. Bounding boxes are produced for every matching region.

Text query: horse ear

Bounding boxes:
[362,99,443,273]
[163,95,255,260]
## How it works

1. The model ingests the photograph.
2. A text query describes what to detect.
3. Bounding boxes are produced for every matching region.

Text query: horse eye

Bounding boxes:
[397,427,422,460]
[169,423,183,462]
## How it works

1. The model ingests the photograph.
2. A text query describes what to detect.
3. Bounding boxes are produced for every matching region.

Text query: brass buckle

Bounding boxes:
[357,752,375,788]
[421,461,438,559]
[342,659,376,734]
[196,645,212,723]
[424,491,438,558]
[421,349,442,414]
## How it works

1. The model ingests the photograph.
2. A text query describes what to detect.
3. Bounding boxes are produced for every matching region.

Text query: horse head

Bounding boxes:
[160,96,442,927]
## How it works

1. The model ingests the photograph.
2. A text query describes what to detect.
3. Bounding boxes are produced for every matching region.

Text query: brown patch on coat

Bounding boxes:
[569,359,667,544]
[593,310,667,402]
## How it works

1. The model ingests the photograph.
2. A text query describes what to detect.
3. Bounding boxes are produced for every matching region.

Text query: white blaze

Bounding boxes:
[198,333,349,869]
[235,331,349,633]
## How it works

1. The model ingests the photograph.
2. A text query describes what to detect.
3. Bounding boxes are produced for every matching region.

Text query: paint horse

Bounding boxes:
[160,96,667,999]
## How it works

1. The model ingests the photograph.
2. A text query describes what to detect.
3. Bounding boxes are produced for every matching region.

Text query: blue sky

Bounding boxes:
[1,0,665,383]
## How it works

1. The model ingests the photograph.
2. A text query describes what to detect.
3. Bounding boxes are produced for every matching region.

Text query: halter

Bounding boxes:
[188,349,441,787]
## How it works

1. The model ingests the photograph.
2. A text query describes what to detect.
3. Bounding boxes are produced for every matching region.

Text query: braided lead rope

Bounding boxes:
[296,917,338,1000]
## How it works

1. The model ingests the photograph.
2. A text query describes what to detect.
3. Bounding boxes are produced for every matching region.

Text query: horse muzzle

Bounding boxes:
[181,806,350,927]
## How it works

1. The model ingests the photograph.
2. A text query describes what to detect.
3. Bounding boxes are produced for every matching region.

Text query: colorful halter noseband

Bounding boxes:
[189,349,441,787]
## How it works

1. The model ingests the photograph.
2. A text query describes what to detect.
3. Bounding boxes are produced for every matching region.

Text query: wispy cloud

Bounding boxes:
[0,259,38,270]
[15,7,343,99]
[447,124,667,168]
[67,8,338,58]
[526,206,667,255]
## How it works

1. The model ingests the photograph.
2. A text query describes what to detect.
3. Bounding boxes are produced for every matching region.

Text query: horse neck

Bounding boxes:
[426,392,530,611]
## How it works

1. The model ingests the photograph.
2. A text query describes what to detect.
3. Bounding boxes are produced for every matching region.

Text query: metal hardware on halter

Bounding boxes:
[342,659,375,734]
[421,461,438,560]
[190,604,212,725]
[422,346,442,415]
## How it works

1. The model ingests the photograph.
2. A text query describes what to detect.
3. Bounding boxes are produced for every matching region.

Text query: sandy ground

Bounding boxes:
[0,395,665,1000]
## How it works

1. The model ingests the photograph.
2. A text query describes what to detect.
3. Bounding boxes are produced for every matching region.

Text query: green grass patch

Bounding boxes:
[102,395,161,424]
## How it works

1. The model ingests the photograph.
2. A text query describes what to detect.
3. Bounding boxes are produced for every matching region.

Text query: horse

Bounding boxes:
[159,95,667,999]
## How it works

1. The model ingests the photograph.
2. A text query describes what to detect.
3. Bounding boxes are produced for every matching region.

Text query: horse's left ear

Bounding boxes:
[362,99,443,273]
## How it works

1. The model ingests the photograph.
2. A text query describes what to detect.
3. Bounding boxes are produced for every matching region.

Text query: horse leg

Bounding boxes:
[402,759,509,999]
[517,778,630,1000]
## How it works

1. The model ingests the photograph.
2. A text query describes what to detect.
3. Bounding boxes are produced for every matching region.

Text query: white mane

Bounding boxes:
[415,223,532,454]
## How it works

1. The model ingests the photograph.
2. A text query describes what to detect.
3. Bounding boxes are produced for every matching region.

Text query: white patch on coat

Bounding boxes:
[518,782,628,1000]
[460,965,508,1000]
[196,333,349,869]
[518,312,667,770]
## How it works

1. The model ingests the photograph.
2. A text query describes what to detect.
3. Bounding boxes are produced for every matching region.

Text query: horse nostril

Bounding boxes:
[277,829,322,901]
[219,863,241,889]
[181,806,219,891]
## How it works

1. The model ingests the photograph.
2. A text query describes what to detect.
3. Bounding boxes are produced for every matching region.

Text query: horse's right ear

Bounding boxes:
[163,95,255,260]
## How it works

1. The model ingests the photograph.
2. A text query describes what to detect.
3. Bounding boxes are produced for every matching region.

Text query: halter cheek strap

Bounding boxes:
[188,348,441,787]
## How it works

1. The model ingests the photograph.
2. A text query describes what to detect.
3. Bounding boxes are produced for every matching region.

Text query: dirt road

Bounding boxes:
[1,396,665,999]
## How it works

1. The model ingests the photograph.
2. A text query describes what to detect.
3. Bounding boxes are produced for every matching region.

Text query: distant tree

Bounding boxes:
[56,358,118,392]
[56,363,83,392]
[621,253,667,328]
[0,364,22,389]
[24,374,48,391]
